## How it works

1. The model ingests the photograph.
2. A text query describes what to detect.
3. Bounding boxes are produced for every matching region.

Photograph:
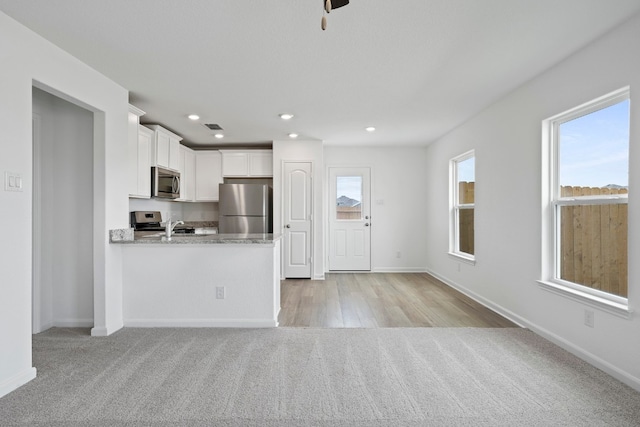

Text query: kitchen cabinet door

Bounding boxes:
[146,124,183,171]
[128,104,152,199]
[178,145,195,202]
[221,150,273,177]
[135,126,153,198]
[169,137,181,171]
[195,150,223,201]
[221,151,249,176]
[249,151,273,176]
[156,131,170,168]
[128,107,141,196]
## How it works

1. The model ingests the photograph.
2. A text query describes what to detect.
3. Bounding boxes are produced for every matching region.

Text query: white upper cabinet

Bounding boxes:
[222,151,249,176]
[145,124,182,171]
[178,145,196,202]
[248,151,273,176]
[221,150,273,177]
[128,105,151,199]
[195,150,223,201]
[135,126,153,198]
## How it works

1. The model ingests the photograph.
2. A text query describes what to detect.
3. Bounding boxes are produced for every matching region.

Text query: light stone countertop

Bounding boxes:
[110,229,281,245]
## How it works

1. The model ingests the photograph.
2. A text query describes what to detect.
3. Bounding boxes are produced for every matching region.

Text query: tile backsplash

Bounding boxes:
[129,198,218,224]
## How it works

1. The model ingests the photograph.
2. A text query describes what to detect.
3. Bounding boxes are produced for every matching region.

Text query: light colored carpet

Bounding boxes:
[1,327,639,426]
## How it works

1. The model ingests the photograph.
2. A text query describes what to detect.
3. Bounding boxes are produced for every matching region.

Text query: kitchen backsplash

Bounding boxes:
[129,199,218,224]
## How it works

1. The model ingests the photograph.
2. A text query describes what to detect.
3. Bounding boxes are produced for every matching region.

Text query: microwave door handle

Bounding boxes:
[173,176,180,194]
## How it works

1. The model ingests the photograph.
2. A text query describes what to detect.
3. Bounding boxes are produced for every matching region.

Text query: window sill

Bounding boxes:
[537,280,631,319]
[448,252,476,266]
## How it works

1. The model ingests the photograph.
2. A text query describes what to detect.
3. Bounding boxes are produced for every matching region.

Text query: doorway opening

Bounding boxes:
[32,86,94,334]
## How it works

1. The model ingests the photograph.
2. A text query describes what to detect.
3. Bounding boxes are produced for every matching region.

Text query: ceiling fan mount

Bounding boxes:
[322,0,349,30]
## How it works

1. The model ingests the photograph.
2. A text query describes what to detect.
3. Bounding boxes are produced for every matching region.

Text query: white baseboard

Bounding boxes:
[90,323,123,337]
[54,318,94,328]
[0,367,36,399]
[124,318,278,328]
[426,268,527,327]
[372,267,428,273]
[425,268,640,393]
[34,321,54,334]
[523,319,640,392]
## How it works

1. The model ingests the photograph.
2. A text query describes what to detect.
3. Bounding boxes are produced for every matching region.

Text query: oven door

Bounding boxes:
[152,167,180,199]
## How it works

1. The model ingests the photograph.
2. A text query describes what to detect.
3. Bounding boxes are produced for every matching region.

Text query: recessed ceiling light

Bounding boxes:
[279,113,294,120]
[288,133,299,139]
[188,114,200,120]
[366,126,376,132]
[214,133,224,139]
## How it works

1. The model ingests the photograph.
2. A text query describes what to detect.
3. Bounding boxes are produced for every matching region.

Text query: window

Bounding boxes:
[543,88,629,310]
[336,176,363,220]
[450,151,475,261]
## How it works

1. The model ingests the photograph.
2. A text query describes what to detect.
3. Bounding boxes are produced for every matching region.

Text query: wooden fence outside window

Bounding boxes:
[559,186,628,298]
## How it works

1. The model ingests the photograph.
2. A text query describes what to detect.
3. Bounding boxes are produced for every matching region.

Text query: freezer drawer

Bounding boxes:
[219,215,269,234]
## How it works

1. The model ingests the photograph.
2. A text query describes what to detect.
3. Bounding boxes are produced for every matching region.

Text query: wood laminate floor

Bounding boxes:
[278,272,518,328]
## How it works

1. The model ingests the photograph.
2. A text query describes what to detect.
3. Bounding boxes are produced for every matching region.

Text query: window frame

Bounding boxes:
[540,87,630,316]
[449,150,476,264]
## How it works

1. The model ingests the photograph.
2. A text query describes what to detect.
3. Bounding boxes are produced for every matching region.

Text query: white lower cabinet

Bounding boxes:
[195,150,223,201]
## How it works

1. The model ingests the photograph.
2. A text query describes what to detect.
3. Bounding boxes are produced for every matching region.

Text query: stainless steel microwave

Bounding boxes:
[151,166,180,199]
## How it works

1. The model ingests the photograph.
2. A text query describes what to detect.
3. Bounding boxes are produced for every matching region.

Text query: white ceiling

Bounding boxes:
[2,1,640,148]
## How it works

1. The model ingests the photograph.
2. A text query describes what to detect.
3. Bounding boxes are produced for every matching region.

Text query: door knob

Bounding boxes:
[365,223,370,227]
[285,224,291,228]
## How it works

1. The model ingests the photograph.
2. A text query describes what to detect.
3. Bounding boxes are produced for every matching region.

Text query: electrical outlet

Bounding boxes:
[457,263,461,272]
[396,251,401,258]
[584,309,594,328]
[216,286,225,299]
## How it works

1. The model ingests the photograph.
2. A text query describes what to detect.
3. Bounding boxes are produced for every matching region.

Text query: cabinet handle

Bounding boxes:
[285,224,291,228]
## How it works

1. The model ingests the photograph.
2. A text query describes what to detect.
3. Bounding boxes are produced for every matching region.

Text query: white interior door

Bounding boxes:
[283,162,312,278]
[329,167,371,271]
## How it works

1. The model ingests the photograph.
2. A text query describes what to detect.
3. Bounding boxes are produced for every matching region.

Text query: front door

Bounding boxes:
[329,167,371,271]
[283,162,312,278]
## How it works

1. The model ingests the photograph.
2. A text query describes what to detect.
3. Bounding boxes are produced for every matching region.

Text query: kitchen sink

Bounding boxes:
[140,227,218,238]
[194,227,218,235]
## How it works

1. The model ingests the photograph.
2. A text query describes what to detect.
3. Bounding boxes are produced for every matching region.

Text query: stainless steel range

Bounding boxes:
[130,211,195,234]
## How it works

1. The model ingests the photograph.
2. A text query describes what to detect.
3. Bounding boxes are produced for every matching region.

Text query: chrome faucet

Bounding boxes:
[165,218,184,240]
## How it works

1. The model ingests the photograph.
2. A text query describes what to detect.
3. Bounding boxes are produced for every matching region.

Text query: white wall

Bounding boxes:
[424,13,640,390]
[32,88,94,330]
[0,11,129,398]
[324,147,429,272]
[273,140,325,279]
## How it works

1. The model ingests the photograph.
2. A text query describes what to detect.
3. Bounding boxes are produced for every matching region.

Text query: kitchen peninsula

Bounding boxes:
[111,231,281,328]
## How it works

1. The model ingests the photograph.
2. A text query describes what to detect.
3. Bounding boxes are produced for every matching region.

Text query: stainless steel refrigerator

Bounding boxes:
[218,184,272,233]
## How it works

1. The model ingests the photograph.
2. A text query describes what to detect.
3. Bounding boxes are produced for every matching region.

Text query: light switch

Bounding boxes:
[4,172,23,192]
